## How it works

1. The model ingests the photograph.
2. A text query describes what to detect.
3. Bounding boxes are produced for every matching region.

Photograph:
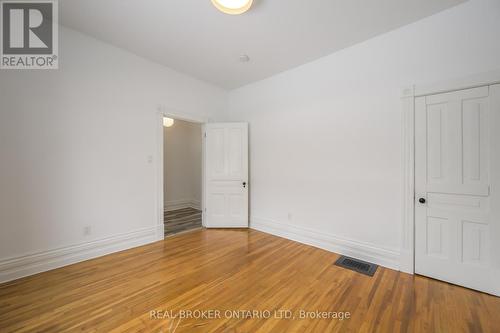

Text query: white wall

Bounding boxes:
[225,0,500,269]
[0,26,226,280]
[164,120,202,210]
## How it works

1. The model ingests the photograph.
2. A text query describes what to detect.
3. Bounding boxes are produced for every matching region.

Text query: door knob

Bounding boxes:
[243,182,247,188]
[419,198,426,204]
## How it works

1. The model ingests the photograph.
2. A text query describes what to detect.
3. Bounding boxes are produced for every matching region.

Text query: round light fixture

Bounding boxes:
[163,117,174,127]
[211,0,253,15]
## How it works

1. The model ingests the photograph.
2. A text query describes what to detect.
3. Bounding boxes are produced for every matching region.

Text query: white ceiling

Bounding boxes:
[60,0,466,89]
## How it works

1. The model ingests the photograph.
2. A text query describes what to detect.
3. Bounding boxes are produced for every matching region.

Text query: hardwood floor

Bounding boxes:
[164,208,202,237]
[1,229,499,332]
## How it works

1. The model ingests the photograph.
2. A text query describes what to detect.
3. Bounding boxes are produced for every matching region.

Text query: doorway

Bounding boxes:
[157,115,249,237]
[163,117,203,237]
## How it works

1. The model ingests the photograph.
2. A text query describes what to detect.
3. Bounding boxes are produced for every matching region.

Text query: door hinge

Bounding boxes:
[204,132,207,138]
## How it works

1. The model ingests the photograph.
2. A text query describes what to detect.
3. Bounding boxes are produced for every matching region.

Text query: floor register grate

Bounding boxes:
[334,255,378,276]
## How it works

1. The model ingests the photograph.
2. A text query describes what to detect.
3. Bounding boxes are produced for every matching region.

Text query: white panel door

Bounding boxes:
[415,85,500,296]
[205,123,248,228]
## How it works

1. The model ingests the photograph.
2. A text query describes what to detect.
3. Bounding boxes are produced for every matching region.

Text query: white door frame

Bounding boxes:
[156,107,209,237]
[401,69,500,274]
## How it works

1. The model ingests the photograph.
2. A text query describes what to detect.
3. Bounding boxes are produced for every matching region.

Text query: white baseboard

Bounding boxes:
[0,225,164,283]
[156,223,165,238]
[399,250,414,274]
[251,217,401,271]
[165,199,201,211]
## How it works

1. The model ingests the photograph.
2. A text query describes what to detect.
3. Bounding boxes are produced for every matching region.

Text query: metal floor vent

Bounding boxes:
[334,256,378,276]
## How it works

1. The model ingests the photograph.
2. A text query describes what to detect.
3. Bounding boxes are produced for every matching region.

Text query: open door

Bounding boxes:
[204,123,248,228]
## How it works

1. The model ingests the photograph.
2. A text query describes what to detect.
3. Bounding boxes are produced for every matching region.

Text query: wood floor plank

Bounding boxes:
[164,208,202,237]
[1,229,499,332]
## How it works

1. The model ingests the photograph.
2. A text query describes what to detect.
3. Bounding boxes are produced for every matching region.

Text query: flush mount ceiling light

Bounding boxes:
[163,117,174,127]
[239,54,250,62]
[211,0,253,15]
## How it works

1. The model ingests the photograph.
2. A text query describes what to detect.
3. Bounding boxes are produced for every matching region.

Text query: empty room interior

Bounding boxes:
[1,0,500,332]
